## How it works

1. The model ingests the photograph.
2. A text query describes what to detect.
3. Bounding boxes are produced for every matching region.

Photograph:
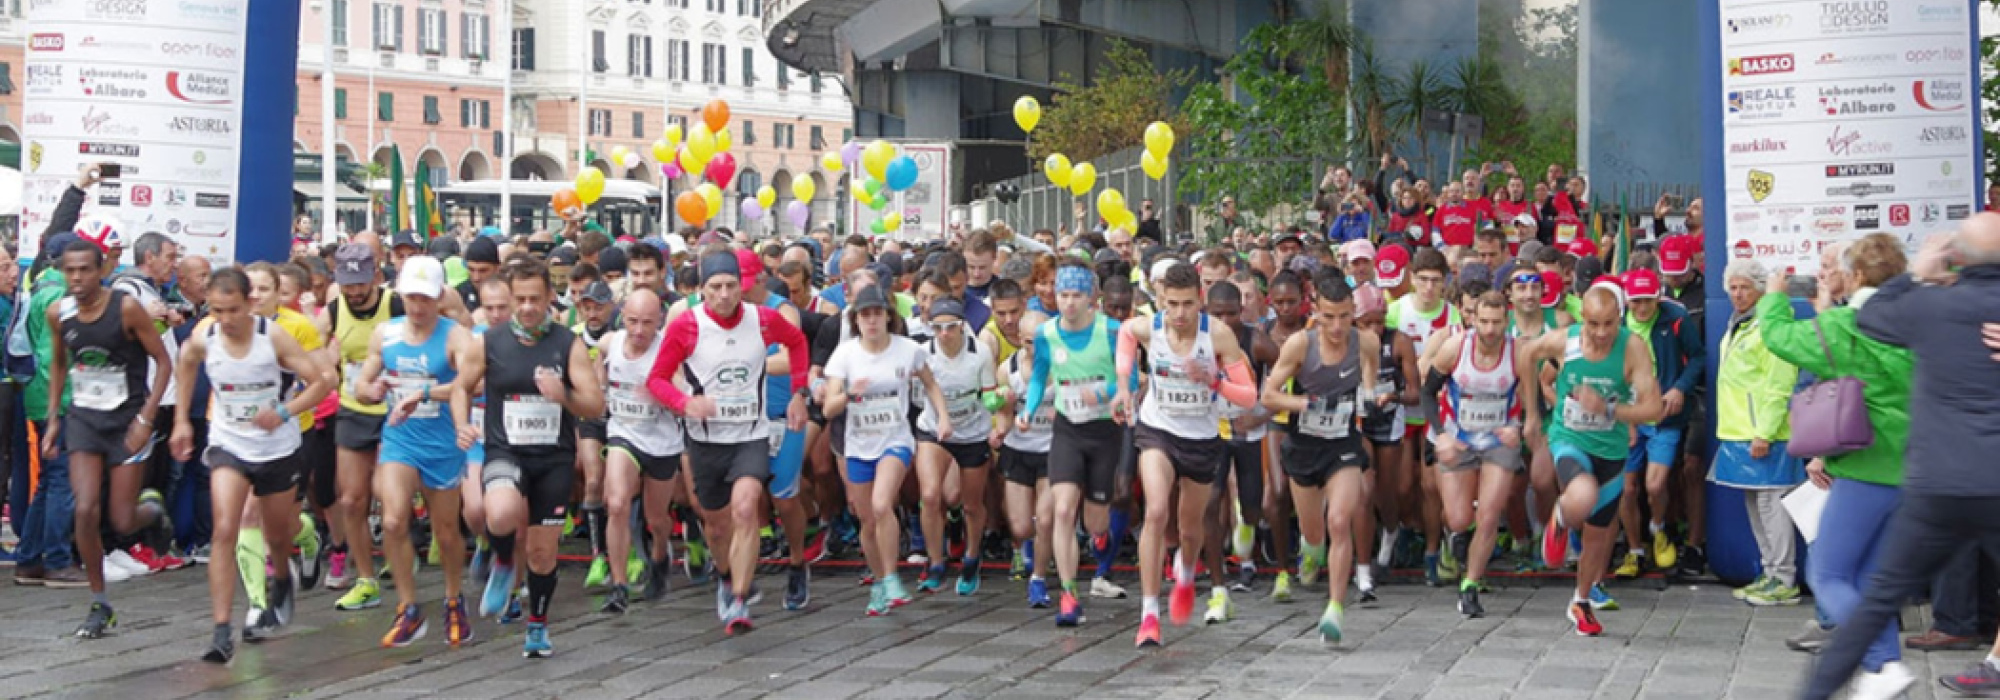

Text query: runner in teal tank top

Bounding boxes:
[1516,288,1663,638]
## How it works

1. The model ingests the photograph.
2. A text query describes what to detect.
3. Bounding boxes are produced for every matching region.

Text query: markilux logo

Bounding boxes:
[1729,54,1795,76]
[1913,79,1966,111]
[1729,137,1787,154]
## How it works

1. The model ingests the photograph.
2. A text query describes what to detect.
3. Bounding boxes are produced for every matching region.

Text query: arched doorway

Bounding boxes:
[512,152,563,180]
[459,151,492,181]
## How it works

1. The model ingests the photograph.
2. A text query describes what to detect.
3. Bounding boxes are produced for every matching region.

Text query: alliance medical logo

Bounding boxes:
[1913,79,1967,111]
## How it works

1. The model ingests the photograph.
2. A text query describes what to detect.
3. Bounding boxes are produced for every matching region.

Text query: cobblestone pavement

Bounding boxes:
[0,561,1982,699]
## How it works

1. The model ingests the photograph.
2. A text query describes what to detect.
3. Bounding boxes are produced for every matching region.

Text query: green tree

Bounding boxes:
[1178,24,1347,225]
[1028,40,1191,164]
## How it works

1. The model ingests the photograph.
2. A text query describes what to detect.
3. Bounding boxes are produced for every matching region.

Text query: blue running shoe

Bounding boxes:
[1589,583,1620,611]
[523,622,552,658]
[1423,553,1441,587]
[1027,578,1051,608]
[480,563,514,617]
[500,592,523,624]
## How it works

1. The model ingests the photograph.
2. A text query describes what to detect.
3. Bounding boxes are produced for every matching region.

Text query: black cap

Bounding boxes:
[580,280,615,304]
[426,236,460,258]
[597,246,629,275]
[878,251,905,277]
[391,230,422,251]
[334,243,377,285]
[465,236,500,264]
[850,283,891,312]
[548,246,578,266]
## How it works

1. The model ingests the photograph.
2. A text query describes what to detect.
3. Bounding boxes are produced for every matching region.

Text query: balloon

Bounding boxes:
[686,124,717,167]
[701,100,731,134]
[884,155,919,192]
[1141,150,1169,180]
[621,152,641,170]
[609,145,630,163]
[792,176,817,203]
[664,124,684,148]
[861,177,883,198]
[740,198,764,221]
[696,183,723,219]
[1043,154,1072,187]
[854,189,874,207]
[552,188,583,220]
[868,195,889,211]
[870,218,888,235]
[1013,96,1041,133]
[1067,162,1095,196]
[575,167,606,205]
[1097,188,1126,218]
[862,140,897,181]
[677,146,704,179]
[1144,121,1175,158]
[786,200,810,229]
[756,186,777,209]
[821,151,845,173]
[715,128,733,153]
[661,161,683,180]
[704,153,738,189]
[652,139,673,163]
[675,191,708,224]
[882,213,902,232]
[840,140,864,168]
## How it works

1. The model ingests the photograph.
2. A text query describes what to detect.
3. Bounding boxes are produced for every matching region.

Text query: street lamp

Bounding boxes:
[310,0,338,244]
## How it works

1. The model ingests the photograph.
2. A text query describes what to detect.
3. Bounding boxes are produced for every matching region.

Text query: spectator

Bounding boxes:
[1708,259,1803,606]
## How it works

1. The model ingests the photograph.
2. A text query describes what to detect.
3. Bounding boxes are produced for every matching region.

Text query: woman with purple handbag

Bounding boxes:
[1755,233,1914,687]
[1709,259,1806,607]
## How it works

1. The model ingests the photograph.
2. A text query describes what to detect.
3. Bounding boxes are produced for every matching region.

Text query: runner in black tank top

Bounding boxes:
[1354,286,1421,597]
[45,243,175,639]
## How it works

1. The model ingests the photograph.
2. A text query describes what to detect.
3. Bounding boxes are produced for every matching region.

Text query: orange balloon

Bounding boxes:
[552,188,583,220]
[701,100,731,135]
[675,190,709,224]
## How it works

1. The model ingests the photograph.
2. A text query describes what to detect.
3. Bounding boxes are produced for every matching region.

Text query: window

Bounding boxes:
[842,128,853,143]
[335,88,348,120]
[777,66,790,90]
[627,35,653,77]
[418,8,445,55]
[378,91,394,122]
[810,125,824,150]
[741,47,755,86]
[810,71,822,93]
[741,120,755,145]
[423,96,442,124]
[705,0,724,11]
[331,0,349,47]
[589,109,612,137]
[460,99,490,128]
[591,30,608,73]
[666,39,689,81]
[668,114,688,132]
[372,3,403,51]
[631,111,645,139]
[461,13,490,59]
[512,28,535,70]
[0,63,14,96]
[772,123,795,149]
[701,43,726,85]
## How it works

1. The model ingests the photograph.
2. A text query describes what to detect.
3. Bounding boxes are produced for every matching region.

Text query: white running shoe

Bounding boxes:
[1090,577,1128,599]
[100,557,134,583]
[106,550,150,577]
[1851,661,1915,700]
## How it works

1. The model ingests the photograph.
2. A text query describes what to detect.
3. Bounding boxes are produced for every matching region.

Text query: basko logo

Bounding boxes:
[1820,1,1889,33]
[84,0,147,20]
[1727,12,1791,33]
[1913,79,1966,111]
[1730,54,1794,76]
[29,33,64,51]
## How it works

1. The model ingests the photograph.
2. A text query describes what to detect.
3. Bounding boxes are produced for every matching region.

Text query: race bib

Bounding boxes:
[469,405,485,433]
[1151,375,1210,417]
[1299,395,1353,440]
[342,361,364,397]
[1561,394,1615,432]
[216,380,280,431]
[945,388,982,432]
[607,384,661,423]
[712,390,759,423]
[1457,395,1509,433]
[504,395,561,445]
[1056,379,1110,422]
[851,395,902,436]
[73,365,129,411]
[1028,404,1055,431]
[385,374,439,419]
[1555,223,1579,245]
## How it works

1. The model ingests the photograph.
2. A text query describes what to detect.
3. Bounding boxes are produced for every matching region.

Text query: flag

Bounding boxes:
[413,160,435,241]
[389,145,408,234]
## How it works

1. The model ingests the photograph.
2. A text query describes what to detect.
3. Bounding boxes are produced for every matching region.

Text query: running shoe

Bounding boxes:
[1318,601,1344,645]
[297,519,324,591]
[802,528,830,564]
[1651,529,1677,570]
[1298,548,1325,586]
[99,557,134,583]
[242,607,278,642]
[444,595,473,646]
[601,584,630,614]
[1731,575,1774,601]
[627,551,646,583]
[1447,532,1470,579]
[468,547,491,585]
[884,575,913,607]
[1745,582,1802,607]
[1614,552,1641,578]
[1271,571,1293,603]
[336,577,382,610]
[585,555,610,590]
[784,565,811,611]
[129,543,185,572]
[268,567,298,626]
[1940,660,2000,697]
[200,624,234,664]
[1541,518,1568,570]
[106,549,149,577]
[1232,523,1255,564]
[917,563,946,593]
[1458,584,1485,619]
[1423,553,1441,587]
[426,540,442,568]
[1169,579,1196,626]
[1010,549,1028,581]
[1089,577,1127,599]
[1567,600,1603,636]
[381,603,427,647]
[644,555,672,601]
[866,581,892,617]
[500,593,523,624]
[481,563,515,617]
[1203,588,1232,624]
[1374,528,1396,569]
[685,542,711,585]
[1135,612,1163,648]
[956,558,981,596]
[714,581,733,621]
[76,602,116,639]
[725,599,754,635]
[325,550,353,590]
[1852,661,1914,699]
[1589,583,1619,611]
[1027,578,1051,609]
[1055,591,1083,627]
[1231,561,1256,593]
[1437,543,1460,581]
[522,622,553,658]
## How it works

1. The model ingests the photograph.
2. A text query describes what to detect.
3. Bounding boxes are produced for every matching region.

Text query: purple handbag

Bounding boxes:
[1787,318,1874,458]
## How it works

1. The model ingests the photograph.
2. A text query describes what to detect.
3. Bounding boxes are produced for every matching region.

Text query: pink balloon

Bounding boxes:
[840,141,863,168]
[704,153,738,189]
[786,200,811,229]
[740,198,764,221]
[662,161,684,180]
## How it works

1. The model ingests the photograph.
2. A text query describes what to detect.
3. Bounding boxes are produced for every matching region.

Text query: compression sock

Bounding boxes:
[1096,510,1130,579]
[583,503,608,558]
[527,569,557,621]
[491,533,517,567]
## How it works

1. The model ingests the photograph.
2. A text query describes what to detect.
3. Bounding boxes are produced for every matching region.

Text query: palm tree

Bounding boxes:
[1384,60,1449,170]
[1349,43,1395,160]
[1446,56,1510,119]
[1281,1,1357,94]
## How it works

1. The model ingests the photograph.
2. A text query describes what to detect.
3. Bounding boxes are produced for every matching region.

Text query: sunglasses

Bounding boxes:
[1511,273,1542,285]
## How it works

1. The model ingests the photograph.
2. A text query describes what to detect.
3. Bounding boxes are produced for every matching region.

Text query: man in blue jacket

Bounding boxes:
[1614,268,1704,579]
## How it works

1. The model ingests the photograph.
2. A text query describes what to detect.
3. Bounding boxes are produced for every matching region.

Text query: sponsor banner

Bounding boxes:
[1720,0,1976,274]
[22,1,248,264]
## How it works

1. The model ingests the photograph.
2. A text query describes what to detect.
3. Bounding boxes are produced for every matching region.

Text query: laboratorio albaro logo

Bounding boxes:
[79,67,149,99]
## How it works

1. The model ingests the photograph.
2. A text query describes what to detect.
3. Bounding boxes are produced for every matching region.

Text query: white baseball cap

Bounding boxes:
[396,255,446,299]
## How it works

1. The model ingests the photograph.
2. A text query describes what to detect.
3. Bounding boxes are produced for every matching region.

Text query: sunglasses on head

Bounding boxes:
[1511,272,1542,285]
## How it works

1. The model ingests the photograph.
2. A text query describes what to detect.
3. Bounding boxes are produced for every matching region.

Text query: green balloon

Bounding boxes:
[869,196,889,211]
[870,218,888,234]
[863,178,884,196]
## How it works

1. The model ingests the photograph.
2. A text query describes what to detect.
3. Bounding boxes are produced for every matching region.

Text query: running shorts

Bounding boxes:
[768,425,805,500]
[915,429,993,469]
[334,407,386,451]
[606,436,682,481]
[483,448,575,526]
[1133,423,1224,486]
[1048,416,1121,504]
[999,446,1049,487]
[1437,440,1526,474]
[845,445,915,485]
[686,439,769,511]
[206,446,303,497]
[1553,442,1625,528]
[1624,424,1684,474]
[67,406,149,466]
[1280,433,1370,488]
[577,418,607,443]
[1216,440,1265,513]
[381,447,466,490]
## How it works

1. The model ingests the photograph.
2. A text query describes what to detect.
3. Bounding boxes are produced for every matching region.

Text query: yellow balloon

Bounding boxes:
[1096,188,1126,218]
[1013,96,1041,133]
[1141,150,1169,180]
[575,167,606,205]
[756,186,777,210]
[862,140,897,181]
[1117,208,1138,230]
[1043,154,1071,187]
[1067,162,1096,197]
[854,188,874,207]
[715,128,733,153]
[664,124,684,149]
[882,214,902,232]
[687,124,717,166]
[821,151,845,173]
[651,140,673,163]
[677,146,703,177]
[1144,121,1175,158]
[792,176,817,203]
[697,183,723,219]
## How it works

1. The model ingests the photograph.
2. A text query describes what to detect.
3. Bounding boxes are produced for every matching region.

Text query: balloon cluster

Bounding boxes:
[664,100,739,226]
[829,138,917,235]
[1018,96,1176,235]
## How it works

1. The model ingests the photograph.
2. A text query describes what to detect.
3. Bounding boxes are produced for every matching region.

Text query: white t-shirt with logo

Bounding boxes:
[825,335,928,462]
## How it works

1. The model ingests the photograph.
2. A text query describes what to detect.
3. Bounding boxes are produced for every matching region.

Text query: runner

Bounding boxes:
[572,279,619,592]
[353,256,478,647]
[461,276,513,591]
[1261,270,1381,645]
[1353,283,1416,602]
[998,309,1055,608]
[1202,280,1269,621]
[643,251,810,633]
[320,243,394,609]
[1260,270,1311,602]
[1384,248,1461,586]
[1421,291,1525,618]
[1613,268,1702,579]
[1507,269,1568,567]
[1516,287,1664,636]
[912,298,1000,596]
[597,289,683,612]
[823,284,951,615]
[173,267,334,662]
[738,248,817,612]
[45,236,175,638]
[461,257,606,658]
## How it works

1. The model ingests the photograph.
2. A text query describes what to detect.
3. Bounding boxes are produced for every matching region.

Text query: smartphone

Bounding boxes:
[96,163,122,180]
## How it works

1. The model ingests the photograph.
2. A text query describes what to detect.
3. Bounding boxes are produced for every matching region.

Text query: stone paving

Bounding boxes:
[0,561,1983,699]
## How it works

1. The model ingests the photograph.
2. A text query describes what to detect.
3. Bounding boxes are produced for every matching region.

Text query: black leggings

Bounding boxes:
[305,423,338,509]
[1213,439,1264,515]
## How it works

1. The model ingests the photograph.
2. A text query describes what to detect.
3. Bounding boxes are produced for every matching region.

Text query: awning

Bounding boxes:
[295,179,370,204]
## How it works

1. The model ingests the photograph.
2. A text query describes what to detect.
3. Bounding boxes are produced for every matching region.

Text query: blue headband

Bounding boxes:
[1055,266,1096,294]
